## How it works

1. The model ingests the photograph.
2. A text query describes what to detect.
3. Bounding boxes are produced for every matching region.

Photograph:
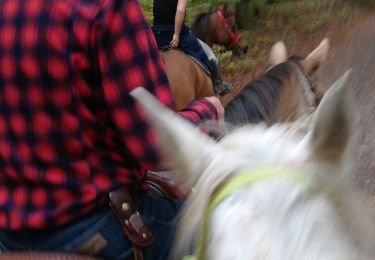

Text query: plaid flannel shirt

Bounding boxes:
[0,0,217,230]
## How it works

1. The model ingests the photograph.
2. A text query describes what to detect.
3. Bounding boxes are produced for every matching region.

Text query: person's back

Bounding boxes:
[0,0,222,259]
[0,0,150,231]
[153,0,178,25]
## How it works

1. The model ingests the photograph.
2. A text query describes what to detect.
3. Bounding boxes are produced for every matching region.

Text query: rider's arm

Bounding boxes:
[95,0,218,168]
[170,0,188,47]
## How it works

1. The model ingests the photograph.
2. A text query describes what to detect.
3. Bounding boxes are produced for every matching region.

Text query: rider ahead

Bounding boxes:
[152,0,232,95]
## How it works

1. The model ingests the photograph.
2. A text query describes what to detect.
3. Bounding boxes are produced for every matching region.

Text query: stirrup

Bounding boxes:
[214,80,233,96]
[159,45,172,51]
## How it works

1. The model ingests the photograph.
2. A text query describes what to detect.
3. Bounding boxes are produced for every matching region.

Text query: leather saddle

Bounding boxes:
[145,170,189,200]
[159,45,212,77]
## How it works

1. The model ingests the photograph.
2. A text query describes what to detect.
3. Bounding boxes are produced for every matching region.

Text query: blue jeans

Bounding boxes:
[152,24,214,74]
[0,192,183,259]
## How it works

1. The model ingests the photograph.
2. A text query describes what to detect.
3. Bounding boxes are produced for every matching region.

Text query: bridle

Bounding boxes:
[215,10,242,50]
[292,60,323,107]
[184,166,309,260]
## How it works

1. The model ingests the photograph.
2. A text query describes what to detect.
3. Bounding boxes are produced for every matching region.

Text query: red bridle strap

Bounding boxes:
[216,10,241,50]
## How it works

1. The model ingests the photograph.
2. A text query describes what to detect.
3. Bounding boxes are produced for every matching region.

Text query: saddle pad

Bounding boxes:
[188,56,212,77]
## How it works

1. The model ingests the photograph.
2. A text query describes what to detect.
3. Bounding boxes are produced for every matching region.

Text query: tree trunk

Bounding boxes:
[235,0,272,29]
[235,0,254,29]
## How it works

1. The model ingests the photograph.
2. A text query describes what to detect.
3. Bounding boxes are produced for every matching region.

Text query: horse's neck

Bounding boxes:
[201,16,216,47]
[272,76,301,122]
[224,63,315,125]
[224,77,283,125]
[203,37,215,48]
[269,64,313,123]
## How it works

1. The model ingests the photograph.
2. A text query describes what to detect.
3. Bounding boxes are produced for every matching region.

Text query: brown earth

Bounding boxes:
[223,8,375,194]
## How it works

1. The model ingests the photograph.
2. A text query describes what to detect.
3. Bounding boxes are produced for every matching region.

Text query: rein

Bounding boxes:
[185,166,306,260]
[215,10,241,50]
[290,59,322,106]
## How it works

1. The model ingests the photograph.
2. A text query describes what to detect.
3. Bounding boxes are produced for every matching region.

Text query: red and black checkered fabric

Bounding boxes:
[0,0,217,230]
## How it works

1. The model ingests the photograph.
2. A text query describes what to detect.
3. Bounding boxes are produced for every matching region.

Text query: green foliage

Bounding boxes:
[185,1,212,26]
[221,55,256,74]
[244,0,359,43]
[139,0,363,76]
[139,0,153,24]
[211,0,239,4]
[139,0,212,26]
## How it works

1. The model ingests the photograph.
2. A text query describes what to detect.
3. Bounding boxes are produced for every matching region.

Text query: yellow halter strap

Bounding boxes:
[185,166,300,260]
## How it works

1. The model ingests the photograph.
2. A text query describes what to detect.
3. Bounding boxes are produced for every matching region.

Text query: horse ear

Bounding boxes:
[311,69,356,162]
[130,88,216,187]
[269,41,287,66]
[302,38,330,76]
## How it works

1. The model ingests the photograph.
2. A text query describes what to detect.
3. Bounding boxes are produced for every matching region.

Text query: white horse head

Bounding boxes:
[131,69,374,260]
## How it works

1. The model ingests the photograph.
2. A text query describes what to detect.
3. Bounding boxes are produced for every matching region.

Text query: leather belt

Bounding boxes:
[109,187,154,260]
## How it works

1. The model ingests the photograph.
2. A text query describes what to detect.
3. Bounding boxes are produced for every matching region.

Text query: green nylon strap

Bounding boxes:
[191,166,296,260]
[183,256,197,260]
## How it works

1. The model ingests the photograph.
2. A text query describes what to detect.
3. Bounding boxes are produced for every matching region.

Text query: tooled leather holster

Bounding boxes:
[109,188,154,260]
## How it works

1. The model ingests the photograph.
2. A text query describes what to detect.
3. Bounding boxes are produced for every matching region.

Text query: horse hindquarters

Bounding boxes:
[161,50,213,110]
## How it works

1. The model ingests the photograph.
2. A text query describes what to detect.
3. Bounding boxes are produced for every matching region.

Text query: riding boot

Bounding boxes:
[209,60,232,96]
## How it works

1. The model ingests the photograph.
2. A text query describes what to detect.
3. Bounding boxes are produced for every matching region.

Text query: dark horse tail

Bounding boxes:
[225,57,302,126]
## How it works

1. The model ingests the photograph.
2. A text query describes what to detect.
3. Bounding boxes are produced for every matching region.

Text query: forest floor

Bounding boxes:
[221,5,375,196]
[140,1,375,195]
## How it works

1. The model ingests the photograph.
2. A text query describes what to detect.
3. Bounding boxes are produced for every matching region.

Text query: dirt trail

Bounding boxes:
[225,9,375,193]
[323,14,375,193]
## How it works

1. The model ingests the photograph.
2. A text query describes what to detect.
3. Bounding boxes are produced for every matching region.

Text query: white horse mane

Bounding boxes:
[131,70,375,260]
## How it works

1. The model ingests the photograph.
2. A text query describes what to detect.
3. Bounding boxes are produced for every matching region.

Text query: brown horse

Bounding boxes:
[225,38,329,126]
[162,4,248,110]
[146,38,330,200]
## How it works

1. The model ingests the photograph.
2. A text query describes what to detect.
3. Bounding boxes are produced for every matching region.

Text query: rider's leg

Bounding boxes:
[0,192,183,260]
[181,31,232,95]
[208,59,233,96]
